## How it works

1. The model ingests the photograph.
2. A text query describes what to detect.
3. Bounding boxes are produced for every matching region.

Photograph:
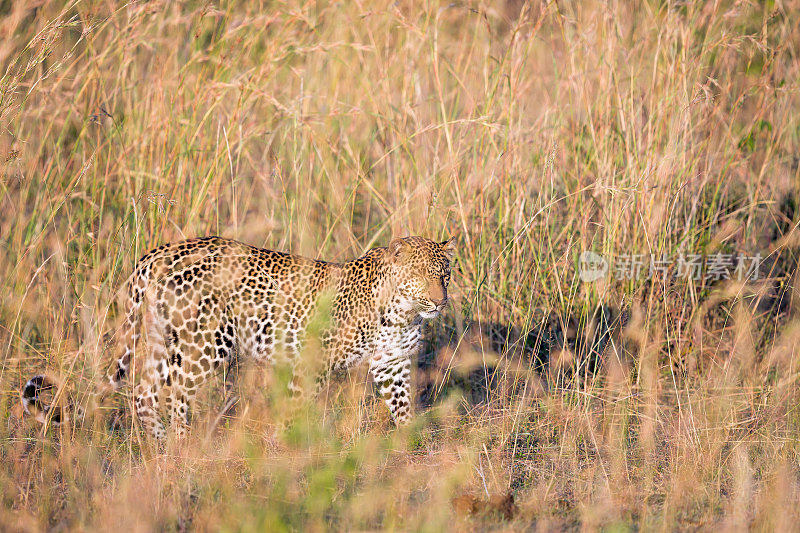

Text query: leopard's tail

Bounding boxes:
[20,374,78,425]
[105,258,149,391]
[20,257,151,427]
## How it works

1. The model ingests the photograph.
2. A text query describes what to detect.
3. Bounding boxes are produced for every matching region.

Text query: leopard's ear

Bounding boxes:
[387,238,412,262]
[440,235,457,259]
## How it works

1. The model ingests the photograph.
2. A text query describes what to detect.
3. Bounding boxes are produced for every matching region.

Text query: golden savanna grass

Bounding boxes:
[2,0,800,529]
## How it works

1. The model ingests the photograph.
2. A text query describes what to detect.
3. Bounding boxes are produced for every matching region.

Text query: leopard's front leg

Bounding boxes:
[369,354,412,424]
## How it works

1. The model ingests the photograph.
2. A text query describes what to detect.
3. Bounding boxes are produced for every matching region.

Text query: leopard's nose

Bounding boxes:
[431,296,447,308]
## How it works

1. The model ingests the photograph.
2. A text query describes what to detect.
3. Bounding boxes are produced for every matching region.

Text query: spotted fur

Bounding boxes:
[21,236,456,439]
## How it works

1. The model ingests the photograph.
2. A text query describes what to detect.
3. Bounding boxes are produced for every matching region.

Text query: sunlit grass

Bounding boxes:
[2,0,800,529]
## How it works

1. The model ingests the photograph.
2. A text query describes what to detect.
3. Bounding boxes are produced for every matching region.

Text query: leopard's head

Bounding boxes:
[385,236,457,319]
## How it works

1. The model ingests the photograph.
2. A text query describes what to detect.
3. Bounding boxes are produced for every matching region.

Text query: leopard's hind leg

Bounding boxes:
[163,297,237,438]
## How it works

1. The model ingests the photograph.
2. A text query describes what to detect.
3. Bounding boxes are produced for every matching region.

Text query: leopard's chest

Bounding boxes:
[344,300,423,364]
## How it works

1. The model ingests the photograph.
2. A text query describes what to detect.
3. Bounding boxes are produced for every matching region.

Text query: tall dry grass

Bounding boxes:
[1,0,800,529]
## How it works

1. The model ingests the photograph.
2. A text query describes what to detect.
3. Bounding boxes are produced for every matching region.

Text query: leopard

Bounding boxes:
[21,235,456,440]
